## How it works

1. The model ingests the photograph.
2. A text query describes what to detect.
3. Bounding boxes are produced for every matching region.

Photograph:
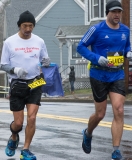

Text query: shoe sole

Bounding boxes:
[20,154,37,160]
[111,158,122,160]
[20,157,37,160]
[82,130,91,154]
[82,141,91,154]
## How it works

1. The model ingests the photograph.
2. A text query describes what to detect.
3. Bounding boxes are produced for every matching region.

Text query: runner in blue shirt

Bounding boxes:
[77,0,132,159]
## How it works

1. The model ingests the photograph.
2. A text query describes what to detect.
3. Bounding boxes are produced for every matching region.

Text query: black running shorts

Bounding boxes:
[10,86,42,111]
[90,77,126,102]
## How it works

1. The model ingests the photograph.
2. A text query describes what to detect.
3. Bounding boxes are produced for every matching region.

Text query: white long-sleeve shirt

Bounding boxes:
[1,33,49,79]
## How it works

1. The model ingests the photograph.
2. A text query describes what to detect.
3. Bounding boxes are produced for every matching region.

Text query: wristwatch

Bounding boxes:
[10,67,15,74]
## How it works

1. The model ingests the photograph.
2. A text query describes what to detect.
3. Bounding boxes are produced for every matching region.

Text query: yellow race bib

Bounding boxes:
[107,52,124,67]
[28,78,46,89]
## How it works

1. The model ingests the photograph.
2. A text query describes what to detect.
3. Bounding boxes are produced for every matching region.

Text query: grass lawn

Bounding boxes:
[64,88,92,96]
[64,88,132,101]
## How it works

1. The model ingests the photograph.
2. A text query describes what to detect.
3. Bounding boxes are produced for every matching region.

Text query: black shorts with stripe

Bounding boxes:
[90,77,125,102]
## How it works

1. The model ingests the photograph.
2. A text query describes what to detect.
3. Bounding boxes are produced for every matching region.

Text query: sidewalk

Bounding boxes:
[41,93,132,104]
[0,94,91,103]
[0,98,9,102]
[41,93,93,103]
[0,93,131,104]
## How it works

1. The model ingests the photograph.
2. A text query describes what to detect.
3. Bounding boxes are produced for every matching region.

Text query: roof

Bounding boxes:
[5,0,85,37]
[55,20,103,38]
[5,0,53,37]
[55,25,89,37]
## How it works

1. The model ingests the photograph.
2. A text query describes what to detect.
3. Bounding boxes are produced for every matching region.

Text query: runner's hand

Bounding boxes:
[98,56,109,67]
[41,57,50,67]
[14,67,28,78]
[126,51,132,61]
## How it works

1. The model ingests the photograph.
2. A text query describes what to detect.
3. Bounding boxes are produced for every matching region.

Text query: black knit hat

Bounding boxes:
[106,0,123,15]
[17,10,36,27]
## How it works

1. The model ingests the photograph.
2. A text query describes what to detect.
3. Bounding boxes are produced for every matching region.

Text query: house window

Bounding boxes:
[91,0,99,19]
[101,0,104,17]
[72,43,82,59]
[87,0,109,23]
[87,0,90,22]
[101,0,109,17]
[80,0,85,3]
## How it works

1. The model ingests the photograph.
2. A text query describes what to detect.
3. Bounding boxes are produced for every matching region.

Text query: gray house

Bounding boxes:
[0,0,87,90]
[5,0,85,67]
[0,0,131,90]
[5,0,131,69]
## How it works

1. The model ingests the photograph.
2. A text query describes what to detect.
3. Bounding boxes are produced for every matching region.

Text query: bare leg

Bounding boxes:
[12,110,24,140]
[88,100,107,134]
[23,104,39,149]
[109,92,125,146]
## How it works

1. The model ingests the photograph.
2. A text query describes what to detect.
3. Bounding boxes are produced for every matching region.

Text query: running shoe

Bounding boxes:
[5,134,19,156]
[82,129,92,154]
[112,150,122,160]
[20,149,37,160]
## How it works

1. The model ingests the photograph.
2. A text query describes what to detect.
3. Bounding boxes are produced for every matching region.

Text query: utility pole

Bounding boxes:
[0,0,11,94]
[121,0,130,94]
[0,0,11,57]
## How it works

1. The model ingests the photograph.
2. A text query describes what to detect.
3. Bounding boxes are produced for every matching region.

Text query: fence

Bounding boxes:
[2,63,132,96]
[0,71,9,97]
[60,63,89,82]
[60,64,91,90]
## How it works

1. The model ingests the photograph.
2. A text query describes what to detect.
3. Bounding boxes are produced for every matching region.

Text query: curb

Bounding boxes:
[0,97,131,105]
[41,98,93,103]
[41,98,132,105]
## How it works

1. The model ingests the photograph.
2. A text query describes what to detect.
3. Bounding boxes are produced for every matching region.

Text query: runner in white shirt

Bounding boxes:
[1,33,49,79]
[0,10,50,160]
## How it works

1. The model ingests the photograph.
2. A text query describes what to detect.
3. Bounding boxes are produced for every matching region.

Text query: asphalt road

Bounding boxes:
[0,99,132,160]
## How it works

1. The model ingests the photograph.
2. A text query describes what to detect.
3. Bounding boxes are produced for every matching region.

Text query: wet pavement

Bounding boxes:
[0,99,132,160]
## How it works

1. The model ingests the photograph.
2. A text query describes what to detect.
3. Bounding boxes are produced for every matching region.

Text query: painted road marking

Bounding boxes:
[0,109,132,131]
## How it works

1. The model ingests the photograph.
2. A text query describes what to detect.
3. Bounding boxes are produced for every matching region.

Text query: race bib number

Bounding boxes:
[107,52,124,67]
[28,78,46,89]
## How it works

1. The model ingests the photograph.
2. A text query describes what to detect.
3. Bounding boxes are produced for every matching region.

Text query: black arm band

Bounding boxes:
[10,67,15,74]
